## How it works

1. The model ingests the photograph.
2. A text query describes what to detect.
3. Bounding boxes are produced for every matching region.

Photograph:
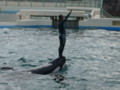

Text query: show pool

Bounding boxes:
[0,28,120,90]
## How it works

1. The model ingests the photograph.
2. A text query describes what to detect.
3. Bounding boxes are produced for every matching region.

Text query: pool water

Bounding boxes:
[0,28,120,90]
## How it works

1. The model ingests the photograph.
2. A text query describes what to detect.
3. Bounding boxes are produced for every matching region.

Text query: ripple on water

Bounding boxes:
[0,28,120,90]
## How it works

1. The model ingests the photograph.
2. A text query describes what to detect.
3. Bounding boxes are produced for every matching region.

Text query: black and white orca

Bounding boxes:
[30,56,66,75]
[0,56,66,75]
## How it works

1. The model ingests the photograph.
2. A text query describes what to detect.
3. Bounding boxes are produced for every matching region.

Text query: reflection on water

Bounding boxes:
[0,28,120,90]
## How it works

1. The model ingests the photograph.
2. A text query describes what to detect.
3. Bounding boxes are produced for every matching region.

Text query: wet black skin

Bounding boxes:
[30,56,66,75]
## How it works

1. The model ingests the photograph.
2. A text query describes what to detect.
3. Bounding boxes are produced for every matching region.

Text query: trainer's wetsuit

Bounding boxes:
[58,11,72,58]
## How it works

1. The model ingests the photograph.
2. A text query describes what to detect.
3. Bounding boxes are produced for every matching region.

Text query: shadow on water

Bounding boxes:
[53,80,70,89]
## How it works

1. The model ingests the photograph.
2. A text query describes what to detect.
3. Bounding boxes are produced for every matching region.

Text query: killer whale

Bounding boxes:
[0,57,66,82]
[29,56,66,75]
[0,56,66,75]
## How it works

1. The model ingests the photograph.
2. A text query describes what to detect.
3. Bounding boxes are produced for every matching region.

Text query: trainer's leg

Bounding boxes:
[59,35,66,57]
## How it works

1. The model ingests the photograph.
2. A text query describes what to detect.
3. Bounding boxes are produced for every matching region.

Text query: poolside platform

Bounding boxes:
[0,0,120,31]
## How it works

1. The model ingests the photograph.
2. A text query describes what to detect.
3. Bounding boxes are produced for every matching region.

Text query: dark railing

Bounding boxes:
[0,0,101,8]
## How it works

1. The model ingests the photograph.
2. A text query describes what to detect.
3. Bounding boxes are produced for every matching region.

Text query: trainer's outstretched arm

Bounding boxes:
[64,10,72,22]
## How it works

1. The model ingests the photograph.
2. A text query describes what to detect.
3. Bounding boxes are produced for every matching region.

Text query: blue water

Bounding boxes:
[0,28,120,90]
